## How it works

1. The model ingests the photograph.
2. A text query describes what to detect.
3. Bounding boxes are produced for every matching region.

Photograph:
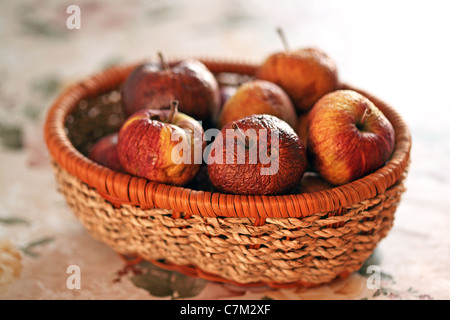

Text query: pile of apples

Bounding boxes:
[88,30,395,196]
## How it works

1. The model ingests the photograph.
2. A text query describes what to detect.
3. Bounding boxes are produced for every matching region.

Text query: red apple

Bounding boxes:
[122,53,220,125]
[117,101,205,186]
[256,28,339,113]
[217,80,298,130]
[307,90,395,185]
[295,171,332,193]
[88,132,125,173]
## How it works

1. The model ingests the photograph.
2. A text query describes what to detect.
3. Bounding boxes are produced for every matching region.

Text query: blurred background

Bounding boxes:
[1,0,449,299]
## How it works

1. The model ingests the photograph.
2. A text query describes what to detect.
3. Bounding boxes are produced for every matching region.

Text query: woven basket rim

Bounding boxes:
[43,58,411,219]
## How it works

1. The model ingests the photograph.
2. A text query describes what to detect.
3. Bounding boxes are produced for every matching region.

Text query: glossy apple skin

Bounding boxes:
[307,90,395,186]
[88,132,125,173]
[217,80,298,130]
[122,59,220,124]
[256,47,339,113]
[117,108,205,186]
[207,114,307,195]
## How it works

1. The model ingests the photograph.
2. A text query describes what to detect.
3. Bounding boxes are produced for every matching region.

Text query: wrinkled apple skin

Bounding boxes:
[307,90,395,186]
[207,114,307,195]
[117,108,205,186]
[122,59,220,124]
[217,80,298,130]
[256,48,339,112]
[88,132,125,173]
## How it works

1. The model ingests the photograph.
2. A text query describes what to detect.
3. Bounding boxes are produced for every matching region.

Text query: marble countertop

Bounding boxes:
[1,0,449,300]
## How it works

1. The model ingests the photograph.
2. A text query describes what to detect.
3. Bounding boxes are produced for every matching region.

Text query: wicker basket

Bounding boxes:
[43,59,411,288]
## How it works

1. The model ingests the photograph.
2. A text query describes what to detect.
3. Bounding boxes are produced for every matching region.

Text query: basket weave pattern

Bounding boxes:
[53,161,405,285]
[44,60,411,287]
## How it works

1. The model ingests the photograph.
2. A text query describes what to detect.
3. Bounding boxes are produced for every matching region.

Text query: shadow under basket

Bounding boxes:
[43,59,411,288]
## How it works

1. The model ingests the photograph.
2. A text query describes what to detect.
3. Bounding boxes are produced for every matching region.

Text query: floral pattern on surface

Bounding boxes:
[0,239,23,298]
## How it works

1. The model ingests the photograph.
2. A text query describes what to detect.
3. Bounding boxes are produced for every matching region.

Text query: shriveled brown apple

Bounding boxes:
[207,114,307,195]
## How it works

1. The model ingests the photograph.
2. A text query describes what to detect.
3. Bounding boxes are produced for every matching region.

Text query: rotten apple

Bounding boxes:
[117,101,205,186]
[88,132,125,173]
[256,28,339,112]
[217,80,298,130]
[307,90,395,186]
[207,114,307,195]
[122,53,220,125]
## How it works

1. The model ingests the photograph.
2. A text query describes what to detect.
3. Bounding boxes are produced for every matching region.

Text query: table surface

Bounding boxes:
[1,0,449,300]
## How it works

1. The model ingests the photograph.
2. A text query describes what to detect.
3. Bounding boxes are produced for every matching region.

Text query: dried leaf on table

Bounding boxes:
[20,236,54,258]
[0,217,30,226]
[129,261,206,299]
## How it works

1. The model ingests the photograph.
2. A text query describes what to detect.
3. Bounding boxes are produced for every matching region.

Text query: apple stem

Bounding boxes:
[231,123,250,149]
[276,27,290,52]
[158,51,170,70]
[360,108,372,125]
[168,100,178,123]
